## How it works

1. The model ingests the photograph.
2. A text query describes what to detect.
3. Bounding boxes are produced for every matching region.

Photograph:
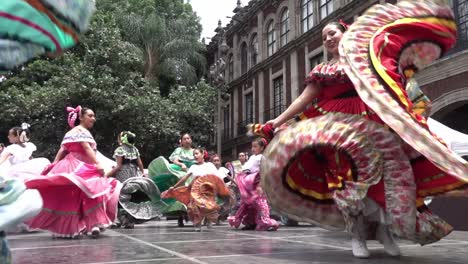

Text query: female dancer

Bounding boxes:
[253,0,468,258]
[228,138,279,231]
[163,147,231,231]
[25,106,121,238]
[107,131,163,228]
[148,133,196,226]
[0,124,50,180]
[0,0,95,260]
[211,154,234,223]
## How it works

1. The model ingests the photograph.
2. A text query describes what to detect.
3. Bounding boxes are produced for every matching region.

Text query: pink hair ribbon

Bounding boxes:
[66,105,82,128]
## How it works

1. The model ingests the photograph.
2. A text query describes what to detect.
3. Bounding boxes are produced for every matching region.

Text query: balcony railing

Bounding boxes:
[263,105,286,122]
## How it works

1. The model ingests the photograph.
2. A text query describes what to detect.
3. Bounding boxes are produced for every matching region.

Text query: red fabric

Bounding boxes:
[372,22,456,111]
[412,157,467,198]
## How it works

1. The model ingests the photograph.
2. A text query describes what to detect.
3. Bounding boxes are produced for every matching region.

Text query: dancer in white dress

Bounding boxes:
[0,124,50,180]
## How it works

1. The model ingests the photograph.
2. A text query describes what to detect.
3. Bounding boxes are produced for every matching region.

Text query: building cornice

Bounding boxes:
[416,49,468,86]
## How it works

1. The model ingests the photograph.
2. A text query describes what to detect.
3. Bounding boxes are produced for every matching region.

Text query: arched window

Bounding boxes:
[250,33,258,66]
[228,54,234,81]
[240,42,248,74]
[301,0,314,33]
[267,20,276,57]
[280,8,290,47]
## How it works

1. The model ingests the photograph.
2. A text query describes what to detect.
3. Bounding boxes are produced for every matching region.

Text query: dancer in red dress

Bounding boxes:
[250,0,468,258]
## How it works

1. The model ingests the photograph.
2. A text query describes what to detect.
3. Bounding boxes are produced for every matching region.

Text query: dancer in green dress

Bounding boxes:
[148,133,196,226]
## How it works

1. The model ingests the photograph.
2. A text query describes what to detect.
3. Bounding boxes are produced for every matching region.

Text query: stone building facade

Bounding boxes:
[207,0,468,162]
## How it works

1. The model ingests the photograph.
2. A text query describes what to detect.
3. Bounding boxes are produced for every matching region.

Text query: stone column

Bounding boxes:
[216,88,222,155]
[232,33,239,79]
[257,11,264,63]
[290,50,299,100]
[288,0,299,40]
[233,86,239,137]
[258,71,265,123]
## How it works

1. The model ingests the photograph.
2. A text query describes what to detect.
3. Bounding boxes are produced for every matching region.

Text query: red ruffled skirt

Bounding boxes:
[300,96,467,209]
[262,95,467,244]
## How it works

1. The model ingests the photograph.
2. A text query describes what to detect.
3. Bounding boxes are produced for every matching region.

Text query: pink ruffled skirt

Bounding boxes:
[25,154,122,237]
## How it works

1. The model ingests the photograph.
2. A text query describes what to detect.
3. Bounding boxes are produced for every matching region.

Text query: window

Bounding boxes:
[250,34,258,66]
[319,0,334,20]
[245,93,254,123]
[223,106,230,139]
[301,0,314,33]
[273,77,284,118]
[280,9,290,47]
[309,53,323,71]
[228,54,234,81]
[455,0,468,40]
[240,42,248,74]
[448,0,468,53]
[267,20,276,57]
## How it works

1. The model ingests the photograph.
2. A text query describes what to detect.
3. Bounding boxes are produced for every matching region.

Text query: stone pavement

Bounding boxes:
[7,221,468,264]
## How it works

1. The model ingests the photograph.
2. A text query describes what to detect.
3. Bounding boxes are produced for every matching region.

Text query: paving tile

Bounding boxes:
[8,221,468,264]
[11,236,174,264]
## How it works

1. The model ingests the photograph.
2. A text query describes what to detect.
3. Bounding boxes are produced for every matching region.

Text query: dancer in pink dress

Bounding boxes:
[228,138,279,231]
[25,106,122,238]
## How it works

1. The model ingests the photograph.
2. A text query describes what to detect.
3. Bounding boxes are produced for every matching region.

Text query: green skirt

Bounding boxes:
[148,157,195,216]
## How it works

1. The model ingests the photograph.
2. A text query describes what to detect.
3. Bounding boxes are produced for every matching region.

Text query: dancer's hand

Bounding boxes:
[265,119,277,129]
[180,164,187,171]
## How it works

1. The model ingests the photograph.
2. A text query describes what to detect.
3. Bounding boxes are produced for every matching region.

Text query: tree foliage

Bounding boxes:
[0,1,215,164]
[100,0,206,96]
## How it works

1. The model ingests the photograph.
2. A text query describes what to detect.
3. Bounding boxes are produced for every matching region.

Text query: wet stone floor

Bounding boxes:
[7,220,468,264]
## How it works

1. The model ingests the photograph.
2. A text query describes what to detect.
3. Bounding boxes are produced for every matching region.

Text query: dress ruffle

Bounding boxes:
[119,176,165,220]
[162,175,231,226]
[0,178,43,231]
[148,156,194,216]
[25,154,122,236]
[262,113,455,243]
[0,0,95,71]
[340,0,468,181]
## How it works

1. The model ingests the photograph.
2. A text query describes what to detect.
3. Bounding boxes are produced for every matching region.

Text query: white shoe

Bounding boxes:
[207,221,213,229]
[91,227,100,238]
[376,225,401,257]
[351,238,370,258]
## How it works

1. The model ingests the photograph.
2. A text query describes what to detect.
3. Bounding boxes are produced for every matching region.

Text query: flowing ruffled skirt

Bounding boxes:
[0,158,50,181]
[1,177,43,264]
[117,165,165,222]
[148,157,195,216]
[228,171,279,231]
[162,175,232,226]
[25,154,121,237]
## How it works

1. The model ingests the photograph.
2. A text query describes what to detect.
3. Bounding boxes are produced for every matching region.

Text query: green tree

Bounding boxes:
[0,2,216,164]
[118,0,206,96]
